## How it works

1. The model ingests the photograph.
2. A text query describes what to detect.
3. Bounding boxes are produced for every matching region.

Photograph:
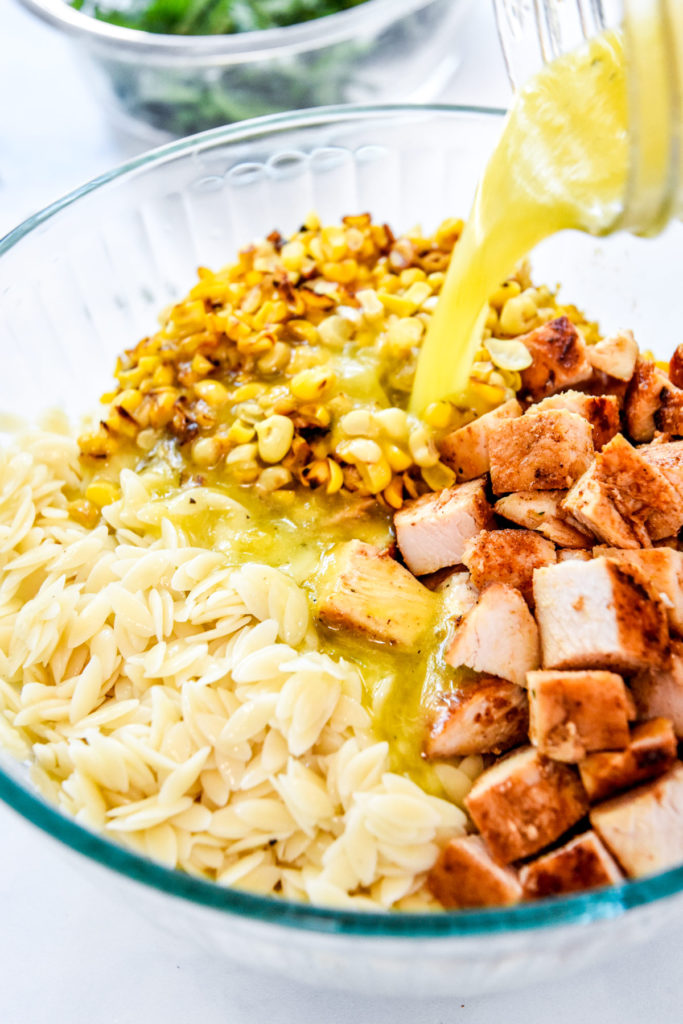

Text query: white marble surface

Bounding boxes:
[1,1,683,1020]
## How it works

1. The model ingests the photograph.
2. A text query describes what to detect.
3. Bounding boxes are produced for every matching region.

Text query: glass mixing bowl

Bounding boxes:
[17,0,472,141]
[1,105,683,997]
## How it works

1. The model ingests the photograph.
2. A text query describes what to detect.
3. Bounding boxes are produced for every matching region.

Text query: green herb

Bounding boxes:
[70,0,369,35]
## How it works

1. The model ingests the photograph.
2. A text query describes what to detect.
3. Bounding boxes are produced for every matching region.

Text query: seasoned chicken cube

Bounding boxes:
[593,434,683,541]
[445,583,540,687]
[640,439,683,498]
[595,547,683,634]
[520,830,623,898]
[425,677,529,758]
[557,549,593,561]
[591,763,683,877]
[428,835,523,909]
[527,391,621,449]
[394,479,493,576]
[495,490,593,549]
[488,410,594,494]
[317,540,435,647]
[579,718,678,802]
[465,746,589,863]
[669,344,683,389]
[527,669,632,763]
[462,529,556,605]
[437,571,479,621]
[657,387,683,436]
[562,462,641,549]
[625,358,673,441]
[439,399,523,482]
[631,641,683,736]
[518,316,593,400]
[533,558,670,673]
[587,330,638,382]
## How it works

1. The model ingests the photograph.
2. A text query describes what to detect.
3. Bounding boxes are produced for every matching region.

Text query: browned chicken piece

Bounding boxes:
[586,330,639,382]
[594,434,683,541]
[624,358,675,441]
[437,571,479,621]
[428,835,523,909]
[425,676,529,758]
[631,641,683,736]
[520,830,623,898]
[527,669,632,763]
[557,549,593,561]
[518,316,593,400]
[527,391,621,450]
[640,439,683,497]
[590,763,683,877]
[317,540,435,647]
[495,491,593,549]
[445,583,541,687]
[562,462,642,548]
[394,479,493,576]
[462,529,556,605]
[658,388,683,436]
[669,344,683,389]
[465,746,589,863]
[488,410,594,494]
[594,547,683,634]
[533,557,670,673]
[439,399,523,482]
[579,718,678,802]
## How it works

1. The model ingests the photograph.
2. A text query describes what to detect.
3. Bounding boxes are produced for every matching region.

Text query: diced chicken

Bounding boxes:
[495,490,593,549]
[658,387,683,436]
[557,549,593,561]
[527,669,632,763]
[594,434,683,541]
[640,439,683,498]
[488,410,594,494]
[465,746,589,863]
[533,558,670,673]
[394,479,493,576]
[669,344,683,389]
[594,547,683,634]
[520,830,623,898]
[425,677,529,758]
[562,462,642,549]
[587,330,639,382]
[631,641,683,736]
[579,718,678,802]
[428,835,523,909]
[445,583,540,687]
[317,540,435,647]
[518,316,593,400]
[527,391,621,449]
[439,399,523,482]
[624,358,673,441]
[462,529,556,605]
[437,571,479,621]
[590,763,683,877]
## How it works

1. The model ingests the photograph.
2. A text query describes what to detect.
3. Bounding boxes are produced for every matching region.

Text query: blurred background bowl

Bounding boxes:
[2,104,683,996]
[16,0,473,141]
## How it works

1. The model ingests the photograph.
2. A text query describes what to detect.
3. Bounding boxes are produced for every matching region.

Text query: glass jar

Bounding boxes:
[493,0,683,235]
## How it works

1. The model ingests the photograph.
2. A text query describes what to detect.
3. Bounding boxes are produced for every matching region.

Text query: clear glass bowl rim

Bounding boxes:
[16,0,441,59]
[2,101,682,938]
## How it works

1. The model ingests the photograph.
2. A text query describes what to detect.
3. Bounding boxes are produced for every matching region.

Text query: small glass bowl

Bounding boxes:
[1,105,683,997]
[17,0,472,141]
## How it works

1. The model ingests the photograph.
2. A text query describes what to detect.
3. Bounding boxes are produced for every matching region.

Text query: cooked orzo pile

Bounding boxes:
[3,213,683,911]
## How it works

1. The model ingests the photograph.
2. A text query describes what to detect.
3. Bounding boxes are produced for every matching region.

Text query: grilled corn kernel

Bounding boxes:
[318,314,354,349]
[383,476,404,509]
[227,420,256,444]
[355,289,384,322]
[256,415,294,464]
[499,293,539,335]
[257,341,291,375]
[340,410,378,437]
[281,240,306,272]
[424,401,453,430]
[490,280,522,310]
[383,443,413,473]
[337,438,383,464]
[194,380,229,408]
[409,425,439,468]
[192,437,222,467]
[227,442,259,465]
[358,458,393,494]
[85,478,121,508]
[386,317,424,352]
[231,383,266,403]
[67,498,100,528]
[257,466,292,492]
[326,459,344,495]
[321,226,347,261]
[421,461,456,490]
[191,353,215,376]
[374,407,409,441]
[290,367,336,402]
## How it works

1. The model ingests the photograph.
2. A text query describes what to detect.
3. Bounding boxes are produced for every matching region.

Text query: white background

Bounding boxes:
[1,1,682,1020]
